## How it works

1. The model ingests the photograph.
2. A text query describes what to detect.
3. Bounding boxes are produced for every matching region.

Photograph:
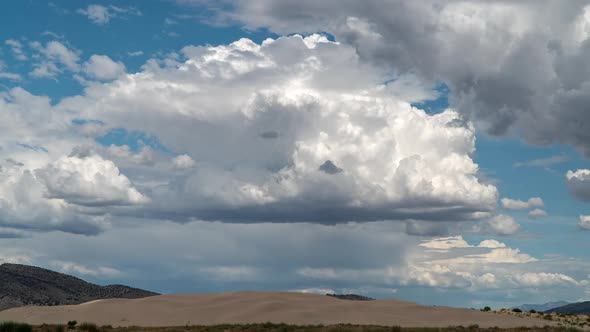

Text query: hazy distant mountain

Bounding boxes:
[545,301,590,314]
[514,301,570,312]
[0,263,158,311]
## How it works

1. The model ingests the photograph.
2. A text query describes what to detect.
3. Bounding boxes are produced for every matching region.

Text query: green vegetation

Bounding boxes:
[66,322,76,330]
[0,322,32,332]
[481,307,491,312]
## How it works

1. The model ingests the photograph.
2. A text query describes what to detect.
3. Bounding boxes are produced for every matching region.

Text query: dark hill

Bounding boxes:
[326,293,375,301]
[545,301,590,314]
[0,263,158,311]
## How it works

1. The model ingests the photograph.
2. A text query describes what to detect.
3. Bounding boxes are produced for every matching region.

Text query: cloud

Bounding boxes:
[514,154,568,168]
[56,34,497,224]
[83,55,126,81]
[35,154,149,207]
[128,51,144,57]
[476,214,520,236]
[501,197,544,210]
[77,4,141,25]
[172,154,195,169]
[0,60,21,81]
[579,215,590,230]
[528,208,548,219]
[30,41,80,78]
[5,39,27,61]
[567,169,590,202]
[50,261,121,277]
[318,160,343,174]
[208,0,590,156]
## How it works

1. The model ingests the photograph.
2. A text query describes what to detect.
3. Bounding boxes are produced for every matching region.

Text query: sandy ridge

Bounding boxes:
[0,292,555,328]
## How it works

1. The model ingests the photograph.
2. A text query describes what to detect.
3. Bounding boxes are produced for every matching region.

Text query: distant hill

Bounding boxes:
[326,293,375,301]
[0,263,158,311]
[545,301,590,314]
[514,301,570,312]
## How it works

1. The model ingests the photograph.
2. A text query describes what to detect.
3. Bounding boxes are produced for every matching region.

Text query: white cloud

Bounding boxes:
[30,41,80,78]
[77,4,141,25]
[77,5,112,25]
[172,154,195,169]
[50,261,121,277]
[212,1,590,157]
[83,55,126,81]
[514,155,568,168]
[5,39,27,61]
[478,239,506,249]
[0,60,21,81]
[512,273,579,287]
[567,169,590,202]
[128,51,144,57]
[528,208,548,219]
[579,215,590,230]
[107,145,155,166]
[501,197,544,210]
[57,34,497,223]
[477,214,520,235]
[35,154,149,206]
[419,236,470,250]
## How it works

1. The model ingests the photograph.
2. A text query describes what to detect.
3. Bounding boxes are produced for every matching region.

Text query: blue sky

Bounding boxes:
[1,0,590,309]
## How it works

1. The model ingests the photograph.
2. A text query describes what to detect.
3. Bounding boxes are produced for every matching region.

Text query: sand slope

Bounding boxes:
[0,292,553,328]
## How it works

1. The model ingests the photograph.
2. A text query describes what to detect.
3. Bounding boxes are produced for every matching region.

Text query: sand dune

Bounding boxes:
[0,292,554,328]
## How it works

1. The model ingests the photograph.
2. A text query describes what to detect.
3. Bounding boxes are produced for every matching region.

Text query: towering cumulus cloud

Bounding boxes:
[211,0,590,156]
[58,34,496,224]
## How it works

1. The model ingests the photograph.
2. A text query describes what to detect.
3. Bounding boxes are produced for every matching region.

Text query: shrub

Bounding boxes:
[0,322,32,332]
[482,306,492,312]
[66,321,77,330]
[529,309,537,313]
[512,308,522,313]
[544,314,554,320]
[78,323,98,332]
[54,325,65,332]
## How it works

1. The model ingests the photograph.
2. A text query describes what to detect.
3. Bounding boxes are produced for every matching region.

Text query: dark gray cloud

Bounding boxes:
[318,160,343,174]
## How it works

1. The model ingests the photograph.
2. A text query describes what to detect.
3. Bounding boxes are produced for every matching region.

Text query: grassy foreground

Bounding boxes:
[0,322,585,332]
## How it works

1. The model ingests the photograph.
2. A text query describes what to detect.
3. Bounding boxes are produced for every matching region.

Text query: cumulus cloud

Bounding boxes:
[35,154,149,207]
[57,34,497,224]
[501,197,544,210]
[567,169,590,202]
[579,215,590,230]
[476,214,520,235]
[83,55,126,81]
[205,0,590,156]
[172,154,195,169]
[528,208,548,219]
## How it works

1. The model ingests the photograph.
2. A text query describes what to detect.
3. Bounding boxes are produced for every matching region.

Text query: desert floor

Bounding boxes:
[0,292,556,328]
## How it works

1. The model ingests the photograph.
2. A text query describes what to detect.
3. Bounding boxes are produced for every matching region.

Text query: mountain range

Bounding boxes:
[0,263,158,311]
[514,301,570,312]
[545,301,590,314]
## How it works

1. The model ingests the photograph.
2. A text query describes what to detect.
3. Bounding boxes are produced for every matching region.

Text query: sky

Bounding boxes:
[1,0,590,309]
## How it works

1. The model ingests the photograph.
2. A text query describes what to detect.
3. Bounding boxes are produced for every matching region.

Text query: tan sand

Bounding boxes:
[0,292,554,328]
